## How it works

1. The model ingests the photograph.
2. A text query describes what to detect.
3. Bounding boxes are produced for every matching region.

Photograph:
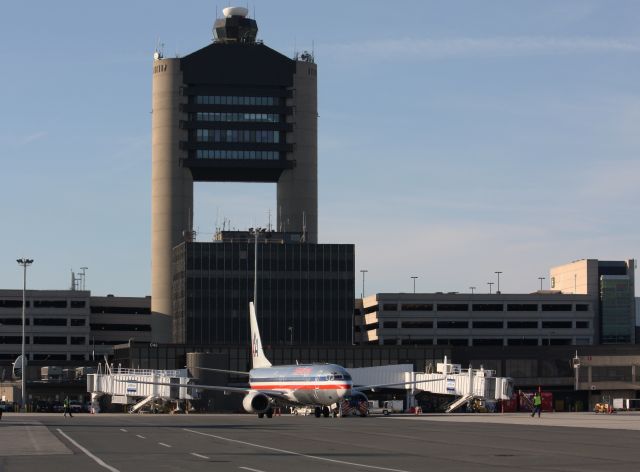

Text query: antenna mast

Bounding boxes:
[253,229,258,311]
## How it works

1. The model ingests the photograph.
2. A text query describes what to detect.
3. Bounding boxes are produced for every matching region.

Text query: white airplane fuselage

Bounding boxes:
[249,363,352,406]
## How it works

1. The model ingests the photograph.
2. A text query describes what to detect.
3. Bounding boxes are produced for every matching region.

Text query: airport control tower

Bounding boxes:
[151,7,317,341]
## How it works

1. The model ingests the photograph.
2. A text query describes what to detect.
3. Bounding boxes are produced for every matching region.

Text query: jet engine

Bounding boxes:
[242,391,271,413]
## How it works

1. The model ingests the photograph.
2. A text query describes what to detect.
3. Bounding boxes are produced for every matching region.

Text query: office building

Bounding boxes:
[151,6,317,340]
[550,259,636,343]
[172,231,354,346]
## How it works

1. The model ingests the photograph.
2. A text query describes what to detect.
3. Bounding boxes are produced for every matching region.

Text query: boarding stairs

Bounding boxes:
[129,395,156,414]
[519,391,535,409]
[445,393,475,413]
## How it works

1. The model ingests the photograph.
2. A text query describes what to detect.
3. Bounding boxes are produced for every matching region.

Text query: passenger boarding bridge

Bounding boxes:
[348,357,513,412]
[87,363,197,413]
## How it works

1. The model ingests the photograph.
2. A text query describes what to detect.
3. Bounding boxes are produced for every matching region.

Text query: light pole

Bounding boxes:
[469,286,476,295]
[495,271,502,294]
[360,269,368,298]
[17,258,33,412]
[538,277,545,291]
[411,276,418,294]
[288,326,293,345]
[487,282,494,294]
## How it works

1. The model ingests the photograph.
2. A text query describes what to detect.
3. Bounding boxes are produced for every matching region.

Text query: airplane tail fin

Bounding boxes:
[249,302,272,368]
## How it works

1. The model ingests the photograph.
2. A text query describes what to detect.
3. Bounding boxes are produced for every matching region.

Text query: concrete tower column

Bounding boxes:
[278,60,318,242]
[151,57,192,342]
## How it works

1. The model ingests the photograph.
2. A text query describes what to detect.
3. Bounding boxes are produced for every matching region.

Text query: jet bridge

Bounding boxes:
[348,357,513,412]
[86,363,197,412]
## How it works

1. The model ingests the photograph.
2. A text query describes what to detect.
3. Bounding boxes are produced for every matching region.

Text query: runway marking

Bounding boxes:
[190,452,210,459]
[120,429,127,432]
[136,434,146,439]
[56,429,121,472]
[239,467,267,472]
[184,428,412,472]
[158,442,172,448]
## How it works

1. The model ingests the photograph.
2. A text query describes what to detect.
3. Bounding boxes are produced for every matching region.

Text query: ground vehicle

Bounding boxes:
[368,400,403,416]
[51,401,64,413]
[69,400,83,413]
[34,400,51,412]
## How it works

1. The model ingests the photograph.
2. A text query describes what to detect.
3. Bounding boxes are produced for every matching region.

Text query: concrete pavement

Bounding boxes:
[0,412,639,472]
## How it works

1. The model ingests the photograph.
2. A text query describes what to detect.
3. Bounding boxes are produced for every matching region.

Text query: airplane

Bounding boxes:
[121,301,442,418]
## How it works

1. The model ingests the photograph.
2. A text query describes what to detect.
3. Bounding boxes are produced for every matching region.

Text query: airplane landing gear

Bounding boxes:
[322,406,330,418]
[266,408,273,418]
[258,412,264,418]
[314,406,322,418]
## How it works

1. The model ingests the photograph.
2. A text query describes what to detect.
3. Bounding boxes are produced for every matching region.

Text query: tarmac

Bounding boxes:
[1,412,639,472]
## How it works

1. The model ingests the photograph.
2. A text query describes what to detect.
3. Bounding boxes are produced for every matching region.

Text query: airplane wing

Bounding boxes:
[353,377,447,392]
[116,379,289,399]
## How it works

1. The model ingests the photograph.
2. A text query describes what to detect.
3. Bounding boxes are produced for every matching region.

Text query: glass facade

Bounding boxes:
[600,276,632,343]
[195,150,279,160]
[193,112,280,123]
[196,129,280,144]
[172,241,355,346]
[194,95,278,106]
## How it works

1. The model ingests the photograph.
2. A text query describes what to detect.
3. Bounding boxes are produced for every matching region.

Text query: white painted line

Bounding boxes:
[57,429,121,472]
[136,434,146,439]
[190,452,210,460]
[184,428,412,472]
[239,467,267,472]
[120,429,127,432]
[158,442,172,448]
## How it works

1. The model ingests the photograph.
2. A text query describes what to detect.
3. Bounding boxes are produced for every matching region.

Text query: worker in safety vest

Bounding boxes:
[531,392,542,418]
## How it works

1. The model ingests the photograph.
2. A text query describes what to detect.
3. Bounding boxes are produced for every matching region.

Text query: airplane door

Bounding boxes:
[313,375,321,402]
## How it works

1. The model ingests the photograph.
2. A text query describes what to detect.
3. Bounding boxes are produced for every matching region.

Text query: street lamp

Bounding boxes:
[288,326,293,345]
[495,271,502,294]
[487,282,494,294]
[538,277,545,291]
[411,276,418,294]
[360,269,368,298]
[17,258,33,412]
[469,286,476,295]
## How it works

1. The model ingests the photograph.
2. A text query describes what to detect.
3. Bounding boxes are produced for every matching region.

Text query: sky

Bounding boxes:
[1,0,638,297]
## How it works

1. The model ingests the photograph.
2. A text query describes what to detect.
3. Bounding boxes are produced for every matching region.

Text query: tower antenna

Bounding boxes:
[302,211,307,243]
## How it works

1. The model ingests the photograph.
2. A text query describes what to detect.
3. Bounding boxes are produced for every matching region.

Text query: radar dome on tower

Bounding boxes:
[223,6,249,18]
[214,6,258,43]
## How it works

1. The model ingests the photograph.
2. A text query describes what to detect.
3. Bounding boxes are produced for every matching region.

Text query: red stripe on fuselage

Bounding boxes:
[250,383,351,390]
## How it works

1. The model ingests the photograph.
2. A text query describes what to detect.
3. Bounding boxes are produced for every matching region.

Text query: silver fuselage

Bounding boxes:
[249,363,352,406]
